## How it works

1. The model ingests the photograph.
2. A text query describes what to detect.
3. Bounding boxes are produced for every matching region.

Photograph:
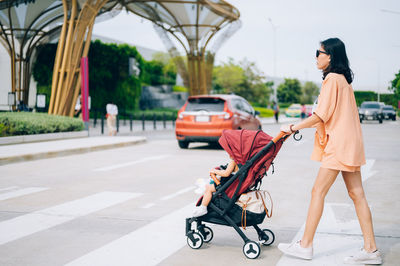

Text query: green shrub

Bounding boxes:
[172,85,188,92]
[254,107,274,117]
[0,112,84,137]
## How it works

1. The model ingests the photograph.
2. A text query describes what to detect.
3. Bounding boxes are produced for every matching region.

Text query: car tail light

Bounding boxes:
[224,110,233,120]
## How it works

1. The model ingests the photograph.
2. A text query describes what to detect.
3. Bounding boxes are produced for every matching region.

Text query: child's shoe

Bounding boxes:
[193,205,208,217]
[278,240,313,260]
[344,248,382,264]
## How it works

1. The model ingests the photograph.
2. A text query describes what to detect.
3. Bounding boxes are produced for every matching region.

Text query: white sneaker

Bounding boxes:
[278,240,313,260]
[192,205,208,217]
[344,248,382,264]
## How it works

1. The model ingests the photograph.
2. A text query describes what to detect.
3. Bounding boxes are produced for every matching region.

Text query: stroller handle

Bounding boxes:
[272,131,289,144]
[272,130,302,144]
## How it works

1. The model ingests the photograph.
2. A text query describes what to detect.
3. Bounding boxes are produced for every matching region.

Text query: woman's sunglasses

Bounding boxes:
[316,50,329,57]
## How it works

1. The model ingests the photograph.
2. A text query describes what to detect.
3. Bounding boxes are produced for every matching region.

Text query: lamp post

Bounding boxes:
[268,17,278,101]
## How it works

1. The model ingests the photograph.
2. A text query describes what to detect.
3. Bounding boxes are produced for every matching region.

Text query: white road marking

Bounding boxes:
[94,155,171,172]
[0,191,142,245]
[0,187,48,201]
[361,159,377,182]
[0,186,18,192]
[65,203,193,266]
[160,186,196,201]
[141,203,156,209]
[277,159,378,265]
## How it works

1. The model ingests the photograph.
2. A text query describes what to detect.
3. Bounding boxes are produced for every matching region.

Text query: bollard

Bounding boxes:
[94,110,97,128]
[142,114,145,131]
[101,115,104,135]
[117,115,119,133]
[130,115,133,131]
[153,114,156,130]
[163,113,166,129]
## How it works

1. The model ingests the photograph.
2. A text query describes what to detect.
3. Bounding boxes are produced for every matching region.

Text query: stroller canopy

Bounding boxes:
[218,129,283,198]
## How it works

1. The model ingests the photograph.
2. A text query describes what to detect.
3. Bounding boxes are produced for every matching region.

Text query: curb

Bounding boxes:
[0,131,89,145]
[0,137,146,166]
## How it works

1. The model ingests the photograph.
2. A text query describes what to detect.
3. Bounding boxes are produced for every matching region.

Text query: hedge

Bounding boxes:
[0,112,84,137]
[254,107,274,117]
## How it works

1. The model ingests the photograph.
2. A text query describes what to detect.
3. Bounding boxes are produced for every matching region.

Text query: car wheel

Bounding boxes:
[360,118,363,123]
[393,116,396,121]
[178,140,189,149]
[379,118,383,124]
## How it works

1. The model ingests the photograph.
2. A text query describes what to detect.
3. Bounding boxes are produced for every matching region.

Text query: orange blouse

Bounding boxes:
[311,73,366,167]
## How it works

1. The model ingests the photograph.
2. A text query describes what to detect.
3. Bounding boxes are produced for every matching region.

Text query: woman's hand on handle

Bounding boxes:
[280,124,295,134]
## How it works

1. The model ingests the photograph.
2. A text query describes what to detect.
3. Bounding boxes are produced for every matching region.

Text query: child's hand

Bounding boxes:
[210,169,217,175]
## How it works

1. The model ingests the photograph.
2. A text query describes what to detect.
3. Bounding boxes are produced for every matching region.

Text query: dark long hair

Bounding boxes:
[321,38,353,84]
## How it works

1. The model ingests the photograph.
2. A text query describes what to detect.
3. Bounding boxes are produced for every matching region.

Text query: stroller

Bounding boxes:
[185,129,301,259]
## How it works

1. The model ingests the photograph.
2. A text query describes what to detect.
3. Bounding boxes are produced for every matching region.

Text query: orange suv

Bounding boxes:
[175,94,262,148]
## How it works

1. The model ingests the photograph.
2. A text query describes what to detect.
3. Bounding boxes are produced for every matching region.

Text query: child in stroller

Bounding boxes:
[192,156,239,217]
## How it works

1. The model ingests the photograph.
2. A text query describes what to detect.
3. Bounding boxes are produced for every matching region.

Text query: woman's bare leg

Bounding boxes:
[300,167,339,248]
[342,171,377,252]
[201,185,216,206]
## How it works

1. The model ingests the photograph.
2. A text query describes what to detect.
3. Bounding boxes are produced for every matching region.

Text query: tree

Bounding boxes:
[389,70,400,105]
[301,81,319,104]
[213,58,244,94]
[212,58,272,106]
[277,78,302,103]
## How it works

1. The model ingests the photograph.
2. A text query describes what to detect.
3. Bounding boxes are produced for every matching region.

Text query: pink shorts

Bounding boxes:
[321,149,361,172]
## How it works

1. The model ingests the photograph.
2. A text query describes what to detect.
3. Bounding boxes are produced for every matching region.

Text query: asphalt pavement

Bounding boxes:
[0,116,398,266]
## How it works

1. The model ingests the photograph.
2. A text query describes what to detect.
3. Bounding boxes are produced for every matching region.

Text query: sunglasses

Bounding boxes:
[316,50,329,57]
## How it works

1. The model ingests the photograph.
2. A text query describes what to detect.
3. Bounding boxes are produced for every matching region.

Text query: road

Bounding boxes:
[0,119,399,265]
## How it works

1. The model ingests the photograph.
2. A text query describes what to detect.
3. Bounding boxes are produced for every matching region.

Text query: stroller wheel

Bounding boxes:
[187,232,203,249]
[259,229,275,246]
[198,226,213,243]
[243,241,261,259]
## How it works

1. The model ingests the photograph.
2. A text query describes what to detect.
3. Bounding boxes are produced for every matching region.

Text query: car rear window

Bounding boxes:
[361,103,380,109]
[383,106,393,110]
[185,98,225,112]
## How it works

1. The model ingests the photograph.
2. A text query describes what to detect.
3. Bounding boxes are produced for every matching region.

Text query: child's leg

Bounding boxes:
[201,184,216,207]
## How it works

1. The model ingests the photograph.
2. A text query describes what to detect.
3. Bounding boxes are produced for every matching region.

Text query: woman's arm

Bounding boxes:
[280,113,323,133]
[211,160,237,177]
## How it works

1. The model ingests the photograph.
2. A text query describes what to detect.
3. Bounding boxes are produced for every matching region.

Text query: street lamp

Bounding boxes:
[268,17,278,101]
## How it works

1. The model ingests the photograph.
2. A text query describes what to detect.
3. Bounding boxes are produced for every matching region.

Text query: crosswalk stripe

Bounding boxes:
[0,191,142,245]
[94,155,171,172]
[0,187,48,201]
[160,186,196,201]
[0,186,18,192]
[65,203,193,266]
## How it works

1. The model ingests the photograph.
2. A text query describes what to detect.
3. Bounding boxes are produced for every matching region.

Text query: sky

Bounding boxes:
[92,0,400,93]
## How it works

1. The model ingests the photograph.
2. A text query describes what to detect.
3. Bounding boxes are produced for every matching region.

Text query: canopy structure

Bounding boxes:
[48,0,121,116]
[0,0,120,112]
[124,0,240,95]
[0,0,240,116]
[0,0,64,107]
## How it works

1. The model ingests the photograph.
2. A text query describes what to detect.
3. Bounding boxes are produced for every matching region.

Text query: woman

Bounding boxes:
[278,38,382,264]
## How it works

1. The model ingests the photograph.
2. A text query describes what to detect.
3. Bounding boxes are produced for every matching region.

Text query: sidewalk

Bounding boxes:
[0,136,146,166]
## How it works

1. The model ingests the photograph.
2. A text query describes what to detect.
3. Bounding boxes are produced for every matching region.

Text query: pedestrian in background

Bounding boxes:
[301,103,307,119]
[106,102,118,136]
[273,101,279,123]
[278,38,382,264]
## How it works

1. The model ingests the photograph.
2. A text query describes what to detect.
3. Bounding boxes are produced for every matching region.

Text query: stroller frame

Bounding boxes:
[186,131,299,259]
